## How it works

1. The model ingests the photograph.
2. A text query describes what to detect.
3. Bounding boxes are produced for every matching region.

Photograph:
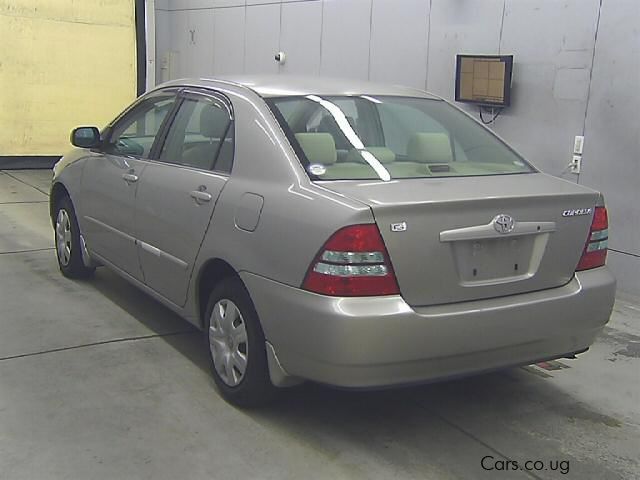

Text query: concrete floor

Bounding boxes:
[0,169,638,480]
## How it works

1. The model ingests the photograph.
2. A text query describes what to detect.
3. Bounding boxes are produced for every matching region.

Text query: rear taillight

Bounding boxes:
[302,224,400,296]
[576,206,608,271]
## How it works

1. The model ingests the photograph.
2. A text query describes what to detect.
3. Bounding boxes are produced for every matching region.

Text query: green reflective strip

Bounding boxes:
[314,263,388,277]
[586,239,608,252]
[321,250,385,264]
[590,229,608,241]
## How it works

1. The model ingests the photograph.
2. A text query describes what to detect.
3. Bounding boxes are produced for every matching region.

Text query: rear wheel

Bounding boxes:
[204,277,276,407]
[54,196,95,279]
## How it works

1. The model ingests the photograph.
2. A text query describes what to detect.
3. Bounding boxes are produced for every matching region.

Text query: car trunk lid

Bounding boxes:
[319,173,598,306]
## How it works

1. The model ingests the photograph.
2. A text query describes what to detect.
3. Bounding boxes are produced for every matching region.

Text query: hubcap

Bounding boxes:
[208,299,248,387]
[56,209,72,267]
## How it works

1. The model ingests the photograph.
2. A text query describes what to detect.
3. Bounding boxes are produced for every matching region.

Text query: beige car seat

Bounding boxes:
[295,133,382,179]
[407,132,453,164]
[182,106,233,171]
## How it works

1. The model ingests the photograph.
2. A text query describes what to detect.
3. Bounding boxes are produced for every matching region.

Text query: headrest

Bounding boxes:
[295,133,337,165]
[317,115,357,150]
[200,105,230,139]
[346,147,396,164]
[407,133,453,163]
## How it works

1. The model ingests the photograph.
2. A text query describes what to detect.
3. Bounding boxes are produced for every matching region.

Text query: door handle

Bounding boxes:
[122,173,139,184]
[190,190,212,203]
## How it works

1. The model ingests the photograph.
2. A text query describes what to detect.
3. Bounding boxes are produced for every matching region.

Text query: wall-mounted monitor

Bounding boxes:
[455,55,514,107]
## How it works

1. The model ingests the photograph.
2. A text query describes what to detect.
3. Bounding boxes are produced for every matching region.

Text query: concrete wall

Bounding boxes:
[155,0,639,294]
[578,0,640,296]
[0,0,138,156]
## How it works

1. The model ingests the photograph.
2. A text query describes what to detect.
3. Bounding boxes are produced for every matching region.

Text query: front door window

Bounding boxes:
[104,96,176,158]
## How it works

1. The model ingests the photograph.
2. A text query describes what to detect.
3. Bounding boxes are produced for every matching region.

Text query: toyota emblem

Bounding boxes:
[493,214,515,234]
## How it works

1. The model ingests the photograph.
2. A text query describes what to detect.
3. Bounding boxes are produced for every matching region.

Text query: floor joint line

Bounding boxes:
[0,331,197,363]
[2,171,50,196]
[0,200,48,205]
[0,247,55,255]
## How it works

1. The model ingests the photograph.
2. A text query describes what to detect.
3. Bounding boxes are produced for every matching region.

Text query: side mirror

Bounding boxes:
[71,126,101,148]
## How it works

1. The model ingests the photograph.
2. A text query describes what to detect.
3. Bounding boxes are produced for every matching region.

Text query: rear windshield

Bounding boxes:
[267,95,535,181]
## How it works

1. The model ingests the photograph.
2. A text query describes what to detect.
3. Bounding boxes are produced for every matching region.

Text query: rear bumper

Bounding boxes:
[241,268,616,388]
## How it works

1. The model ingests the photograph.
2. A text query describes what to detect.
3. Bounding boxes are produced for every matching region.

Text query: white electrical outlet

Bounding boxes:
[574,135,584,155]
[570,155,582,174]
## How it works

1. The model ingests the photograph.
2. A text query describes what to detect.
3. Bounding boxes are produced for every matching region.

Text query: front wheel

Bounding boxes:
[54,196,95,279]
[204,277,276,407]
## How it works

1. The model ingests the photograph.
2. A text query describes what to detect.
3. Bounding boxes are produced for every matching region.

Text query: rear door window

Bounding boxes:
[158,93,234,173]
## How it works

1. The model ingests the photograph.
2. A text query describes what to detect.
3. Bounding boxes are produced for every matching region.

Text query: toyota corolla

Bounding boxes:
[50,76,616,406]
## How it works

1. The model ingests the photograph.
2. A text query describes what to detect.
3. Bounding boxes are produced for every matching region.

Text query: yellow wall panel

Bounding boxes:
[0,0,137,156]
[0,0,134,26]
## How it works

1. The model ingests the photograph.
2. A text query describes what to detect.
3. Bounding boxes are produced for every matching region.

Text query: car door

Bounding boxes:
[80,91,179,280]
[134,89,234,306]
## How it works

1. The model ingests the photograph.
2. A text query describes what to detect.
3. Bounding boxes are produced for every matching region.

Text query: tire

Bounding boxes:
[54,195,95,279]
[204,276,277,407]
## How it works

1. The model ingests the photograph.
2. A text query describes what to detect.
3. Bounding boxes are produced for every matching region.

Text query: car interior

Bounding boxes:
[179,104,234,173]
[278,96,528,180]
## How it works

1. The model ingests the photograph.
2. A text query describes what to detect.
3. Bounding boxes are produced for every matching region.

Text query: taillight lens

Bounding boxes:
[302,224,400,296]
[576,206,608,271]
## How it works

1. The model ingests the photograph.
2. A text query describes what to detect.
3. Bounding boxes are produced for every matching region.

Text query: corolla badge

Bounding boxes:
[562,208,592,217]
[493,214,515,234]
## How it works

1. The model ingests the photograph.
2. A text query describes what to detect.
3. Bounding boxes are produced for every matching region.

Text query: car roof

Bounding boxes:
[160,75,440,100]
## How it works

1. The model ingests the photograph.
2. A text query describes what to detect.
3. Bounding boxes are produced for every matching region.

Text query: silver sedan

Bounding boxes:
[50,76,616,406]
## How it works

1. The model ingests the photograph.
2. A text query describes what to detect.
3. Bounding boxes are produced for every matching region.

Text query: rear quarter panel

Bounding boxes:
[186,85,373,322]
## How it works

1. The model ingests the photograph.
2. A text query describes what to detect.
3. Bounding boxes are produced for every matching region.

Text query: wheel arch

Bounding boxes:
[50,182,71,226]
[196,258,240,328]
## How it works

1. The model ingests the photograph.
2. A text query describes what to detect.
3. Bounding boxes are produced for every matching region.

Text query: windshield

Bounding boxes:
[267,95,535,181]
